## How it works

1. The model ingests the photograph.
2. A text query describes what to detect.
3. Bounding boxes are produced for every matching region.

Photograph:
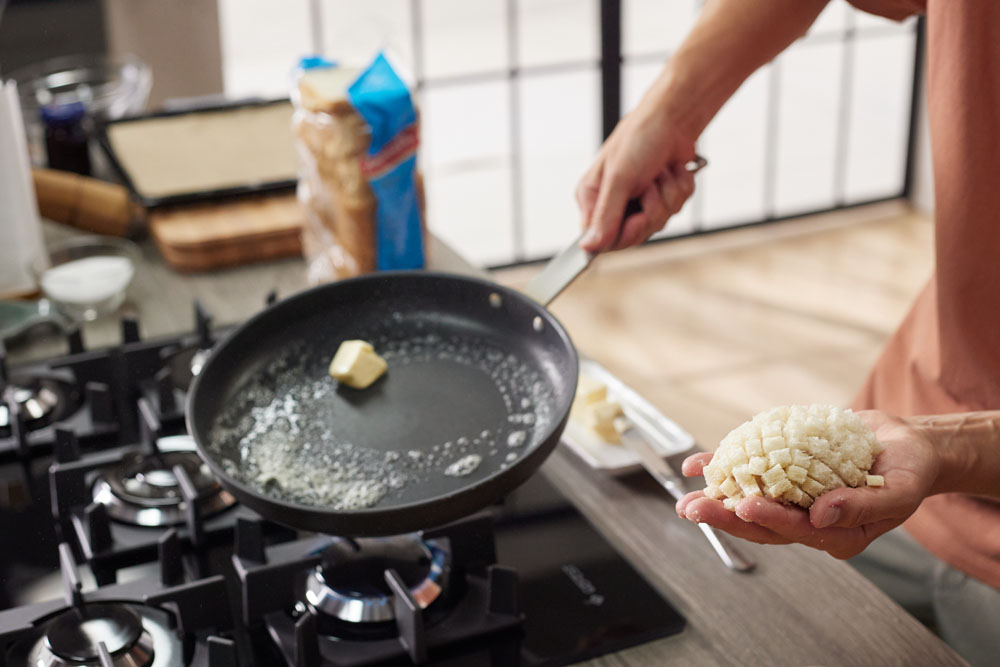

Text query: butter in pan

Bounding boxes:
[101,100,298,207]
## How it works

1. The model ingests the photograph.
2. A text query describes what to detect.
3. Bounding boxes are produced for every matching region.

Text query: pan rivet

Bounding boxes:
[489,293,503,308]
[532,316,544,332]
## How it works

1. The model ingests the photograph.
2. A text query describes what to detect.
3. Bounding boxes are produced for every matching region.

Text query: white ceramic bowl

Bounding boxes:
[33,236,141,321]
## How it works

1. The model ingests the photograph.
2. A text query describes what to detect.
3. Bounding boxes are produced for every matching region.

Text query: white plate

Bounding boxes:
[560,359,695,475]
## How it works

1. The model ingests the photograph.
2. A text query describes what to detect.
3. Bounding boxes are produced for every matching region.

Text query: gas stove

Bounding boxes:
[0,540,238,666]
[0,302,685,666]
[0,300,227,461]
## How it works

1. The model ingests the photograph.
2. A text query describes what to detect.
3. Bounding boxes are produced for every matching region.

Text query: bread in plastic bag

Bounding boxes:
[293,54,425,283]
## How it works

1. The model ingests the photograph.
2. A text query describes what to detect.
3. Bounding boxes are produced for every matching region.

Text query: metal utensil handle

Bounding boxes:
[698,522,756,572]
[614,417,756,573]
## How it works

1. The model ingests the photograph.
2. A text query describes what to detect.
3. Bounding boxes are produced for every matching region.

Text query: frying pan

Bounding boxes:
[187,157,707,537]
[187,272,578,536]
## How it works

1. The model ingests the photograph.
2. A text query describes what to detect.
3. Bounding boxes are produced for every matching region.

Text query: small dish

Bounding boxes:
[560,359,696,475]
[33,236,140,321]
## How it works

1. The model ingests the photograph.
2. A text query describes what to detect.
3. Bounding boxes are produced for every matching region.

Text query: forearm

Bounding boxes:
[911,411,1000,497]
[641,0,829,138]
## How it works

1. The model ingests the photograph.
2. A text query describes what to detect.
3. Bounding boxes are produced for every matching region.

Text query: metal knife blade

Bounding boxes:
[615,418,756,572]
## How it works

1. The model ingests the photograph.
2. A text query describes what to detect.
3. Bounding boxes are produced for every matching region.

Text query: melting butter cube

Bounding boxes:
[329,340,387,389]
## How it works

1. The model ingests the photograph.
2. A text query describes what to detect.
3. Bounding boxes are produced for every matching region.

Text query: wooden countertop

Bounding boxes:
[8,220,965,666]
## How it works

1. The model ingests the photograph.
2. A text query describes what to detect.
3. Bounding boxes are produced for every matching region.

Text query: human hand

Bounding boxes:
[674,410,940,559]
[575,104,699,253]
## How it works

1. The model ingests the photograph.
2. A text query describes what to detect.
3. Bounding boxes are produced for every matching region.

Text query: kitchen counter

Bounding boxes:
[8,223,966,667]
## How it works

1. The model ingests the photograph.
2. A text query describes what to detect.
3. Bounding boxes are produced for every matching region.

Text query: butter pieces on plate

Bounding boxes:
[571,374,625,444]
[562,359,695,475]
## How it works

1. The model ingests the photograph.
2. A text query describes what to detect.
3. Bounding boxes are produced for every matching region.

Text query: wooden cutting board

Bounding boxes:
[149,194,304,271]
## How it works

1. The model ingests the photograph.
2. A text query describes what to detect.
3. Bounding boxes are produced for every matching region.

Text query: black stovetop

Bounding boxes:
[0,307,685,666]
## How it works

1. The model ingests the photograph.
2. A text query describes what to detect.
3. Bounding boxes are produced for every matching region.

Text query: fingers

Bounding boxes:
[675,490,704,518]
[612,183,667,250]
[808,469,921,529]
[681,497,792,545]
[659,162,695,219]
[609,164,697,251]
[613,210,650,251]
[676,492,891,557]
[580,160,698,253]
[736,496,900,559]
[681,452,714,477]
[574,161,603,232]
[736,496,815,539]
[581,169,630,252]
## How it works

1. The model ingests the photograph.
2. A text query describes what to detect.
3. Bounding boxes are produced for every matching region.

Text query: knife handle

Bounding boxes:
[698,522,756,572]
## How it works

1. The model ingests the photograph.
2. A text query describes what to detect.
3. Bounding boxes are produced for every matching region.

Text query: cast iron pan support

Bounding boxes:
[294,612,319,667]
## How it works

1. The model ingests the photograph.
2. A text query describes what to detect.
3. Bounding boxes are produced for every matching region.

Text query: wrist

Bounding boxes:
[910,412,1000,496]
[641,51,736,141]
[641,64,713,141]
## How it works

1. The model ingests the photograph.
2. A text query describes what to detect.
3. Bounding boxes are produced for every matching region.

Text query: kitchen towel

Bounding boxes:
[0,79,47,297]
[0,81,46,297]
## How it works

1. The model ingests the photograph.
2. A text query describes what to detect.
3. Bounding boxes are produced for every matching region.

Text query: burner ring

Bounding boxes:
[45,603,147,662]
[0,374,81,435]
[304,536,450,625]
[15,603,182,667]
[92,436,237,527]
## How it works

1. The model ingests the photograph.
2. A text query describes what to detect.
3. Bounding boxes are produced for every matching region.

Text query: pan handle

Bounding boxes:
[621,156,707,220]
[522,156,708,306]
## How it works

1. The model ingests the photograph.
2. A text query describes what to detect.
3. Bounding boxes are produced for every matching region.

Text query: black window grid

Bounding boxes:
[339,0,924,269]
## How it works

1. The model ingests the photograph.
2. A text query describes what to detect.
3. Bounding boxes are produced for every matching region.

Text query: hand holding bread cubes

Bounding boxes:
[677,406,941,559]
[702,405,884,511]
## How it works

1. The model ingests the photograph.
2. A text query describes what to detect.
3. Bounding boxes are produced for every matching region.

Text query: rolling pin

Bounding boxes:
[31,168,140,237]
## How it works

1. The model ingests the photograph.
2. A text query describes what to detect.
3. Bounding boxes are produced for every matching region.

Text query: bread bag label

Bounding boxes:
[347,53,424,271]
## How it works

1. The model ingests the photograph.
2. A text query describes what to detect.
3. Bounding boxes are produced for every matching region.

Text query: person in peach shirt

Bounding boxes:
[577,1,999,664]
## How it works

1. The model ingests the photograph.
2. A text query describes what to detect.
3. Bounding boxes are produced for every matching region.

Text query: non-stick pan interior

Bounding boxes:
[188,272,577,535]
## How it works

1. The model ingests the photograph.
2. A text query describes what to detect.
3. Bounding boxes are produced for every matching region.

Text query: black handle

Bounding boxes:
[623,198,642,219]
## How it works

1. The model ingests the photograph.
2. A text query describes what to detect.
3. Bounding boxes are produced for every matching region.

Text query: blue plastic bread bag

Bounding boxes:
[348,53,424,272]
[293,53,424,283]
